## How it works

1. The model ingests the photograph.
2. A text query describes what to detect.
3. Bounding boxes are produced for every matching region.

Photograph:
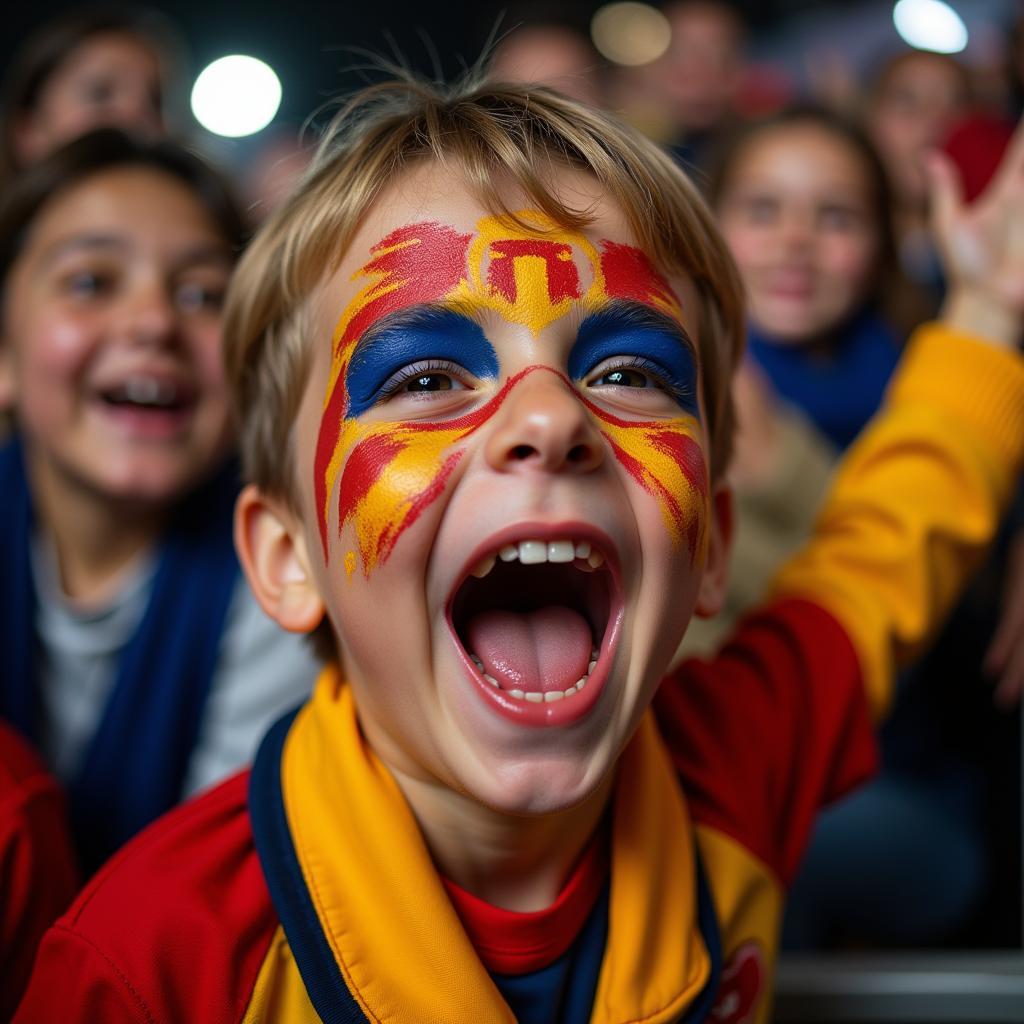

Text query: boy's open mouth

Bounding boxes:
[448,529,621,724]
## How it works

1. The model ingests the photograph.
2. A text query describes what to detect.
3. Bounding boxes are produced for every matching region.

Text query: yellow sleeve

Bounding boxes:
[769,323,1024,717]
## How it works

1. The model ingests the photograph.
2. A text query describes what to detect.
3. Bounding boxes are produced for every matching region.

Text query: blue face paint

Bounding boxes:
[569,303,700,417]
[345,307,500,417]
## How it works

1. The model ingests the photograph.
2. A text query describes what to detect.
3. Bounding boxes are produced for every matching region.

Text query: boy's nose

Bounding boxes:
[484,370,604,475]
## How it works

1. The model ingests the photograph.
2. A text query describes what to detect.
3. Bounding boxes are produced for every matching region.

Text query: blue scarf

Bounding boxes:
[747,310,902,451]
[0,438,240,871]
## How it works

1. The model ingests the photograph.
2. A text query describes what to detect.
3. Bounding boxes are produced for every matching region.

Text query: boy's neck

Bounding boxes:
[27,451,167,606]
[393,767,615,913]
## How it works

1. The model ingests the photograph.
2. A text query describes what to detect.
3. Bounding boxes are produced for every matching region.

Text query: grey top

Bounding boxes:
[31,533,321,797]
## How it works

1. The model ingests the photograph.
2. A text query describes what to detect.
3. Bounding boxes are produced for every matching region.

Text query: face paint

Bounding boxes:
[579,394,707,560]
[344,309,499,418]
[314,221,473,558]
[569,306,700,418]
[335,367,540,574]
[315,212,705,572]
[568,306,707,557]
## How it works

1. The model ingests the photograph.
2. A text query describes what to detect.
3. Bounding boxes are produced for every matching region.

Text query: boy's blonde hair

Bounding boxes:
[225,74,744,509]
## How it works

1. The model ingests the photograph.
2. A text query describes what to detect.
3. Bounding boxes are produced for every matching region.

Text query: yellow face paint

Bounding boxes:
[314,212,706,576]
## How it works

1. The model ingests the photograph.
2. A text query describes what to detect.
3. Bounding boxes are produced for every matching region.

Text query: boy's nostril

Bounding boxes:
[567,445,590,463]
[511,444,534,461]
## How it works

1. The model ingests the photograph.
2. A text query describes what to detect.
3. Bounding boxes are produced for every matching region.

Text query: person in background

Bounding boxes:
[489,22,606,107]
[241,127,314,228]
[678,105,898,649]
[703,105,1014,948]
[0,5,181,186]
[864,49,970,308]
[0,130,320,874]
[611,0,747,171]
[0,720,78,1020]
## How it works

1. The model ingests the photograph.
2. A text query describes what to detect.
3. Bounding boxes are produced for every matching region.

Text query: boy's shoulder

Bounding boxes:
[17,770,279,1024]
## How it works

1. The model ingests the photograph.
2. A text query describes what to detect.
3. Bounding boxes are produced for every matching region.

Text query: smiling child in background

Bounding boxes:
[15,79,1024,1023]
[0,130,320,873]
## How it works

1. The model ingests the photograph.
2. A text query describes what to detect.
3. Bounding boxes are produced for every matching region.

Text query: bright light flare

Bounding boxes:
[591,2,672,67]
[893,0,968,54]
[190,55,282,138]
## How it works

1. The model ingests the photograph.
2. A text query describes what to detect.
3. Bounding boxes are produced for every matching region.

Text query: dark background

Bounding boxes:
[1,0,1014,137]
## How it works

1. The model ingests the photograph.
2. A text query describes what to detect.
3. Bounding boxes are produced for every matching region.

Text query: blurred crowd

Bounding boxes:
[1,2,1023,1012]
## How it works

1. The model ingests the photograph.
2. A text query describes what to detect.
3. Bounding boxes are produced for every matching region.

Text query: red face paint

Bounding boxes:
[576,392,708,559]
[600,240,680,314]
[487,239,581,305]
[335,367,553,574]
[314,222,472,558]
[315,213,705,574]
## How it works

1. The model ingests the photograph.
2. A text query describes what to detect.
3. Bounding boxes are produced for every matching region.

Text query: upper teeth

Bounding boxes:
[472,538,604,578]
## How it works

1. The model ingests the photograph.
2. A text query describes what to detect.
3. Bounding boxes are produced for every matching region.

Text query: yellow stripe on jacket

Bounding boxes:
[771,324,1024,716]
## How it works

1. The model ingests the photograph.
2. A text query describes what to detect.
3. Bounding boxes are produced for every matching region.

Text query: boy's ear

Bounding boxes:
[234,483,325,633]
[694,480,734,619]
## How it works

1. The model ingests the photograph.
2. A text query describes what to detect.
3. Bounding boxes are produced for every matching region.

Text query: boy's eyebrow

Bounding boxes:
[349,301,488,358]
[581,300,698,358]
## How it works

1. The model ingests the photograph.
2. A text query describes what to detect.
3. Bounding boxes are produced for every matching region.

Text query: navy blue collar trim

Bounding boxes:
[249,706,367,1024]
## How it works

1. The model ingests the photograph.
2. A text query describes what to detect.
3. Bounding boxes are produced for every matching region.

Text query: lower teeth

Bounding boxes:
[468,649,598,702]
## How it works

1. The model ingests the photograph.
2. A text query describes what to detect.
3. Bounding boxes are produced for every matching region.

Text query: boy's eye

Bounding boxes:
[377,360,471,401]
[406,372,456,392]
[586,357,673,393]
[593,367,652,388]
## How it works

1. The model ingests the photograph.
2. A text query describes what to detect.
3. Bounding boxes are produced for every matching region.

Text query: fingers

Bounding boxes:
[985,114,1024,200]
[924,148,963,241]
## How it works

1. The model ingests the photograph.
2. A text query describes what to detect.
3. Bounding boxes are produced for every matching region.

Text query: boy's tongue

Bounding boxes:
[466,606,592,693]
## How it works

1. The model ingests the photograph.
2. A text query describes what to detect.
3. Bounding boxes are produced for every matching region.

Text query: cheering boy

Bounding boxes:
[17,78,1024,1023]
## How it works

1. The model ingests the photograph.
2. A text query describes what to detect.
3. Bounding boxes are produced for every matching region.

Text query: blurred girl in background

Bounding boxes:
[0,130,319,874]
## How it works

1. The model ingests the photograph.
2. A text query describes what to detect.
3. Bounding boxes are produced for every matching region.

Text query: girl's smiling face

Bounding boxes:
[289,163,730,816]
[1,165,234,507]
[716,122,881,345]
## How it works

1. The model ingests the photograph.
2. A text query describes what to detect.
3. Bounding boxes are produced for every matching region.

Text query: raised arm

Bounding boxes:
[656,121,1024,886]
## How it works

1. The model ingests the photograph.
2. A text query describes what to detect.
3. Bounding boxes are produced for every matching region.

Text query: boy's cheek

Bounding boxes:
[597,414,711,564]
[322,422,466,580]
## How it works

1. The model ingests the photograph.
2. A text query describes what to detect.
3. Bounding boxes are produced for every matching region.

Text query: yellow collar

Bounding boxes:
[281,666,710,1022]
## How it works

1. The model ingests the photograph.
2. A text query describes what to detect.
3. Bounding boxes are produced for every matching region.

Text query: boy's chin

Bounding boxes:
[463,749,614,818]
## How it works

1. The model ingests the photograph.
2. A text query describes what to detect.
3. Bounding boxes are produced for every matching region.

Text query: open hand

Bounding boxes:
[927,117,1024,347]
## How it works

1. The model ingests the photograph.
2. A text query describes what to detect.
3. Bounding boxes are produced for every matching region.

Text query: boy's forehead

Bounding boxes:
[318,169,695,331]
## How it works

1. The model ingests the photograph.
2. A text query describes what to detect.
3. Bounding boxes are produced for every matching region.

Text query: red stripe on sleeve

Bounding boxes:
[15,771,276,1024]
[654,598,878,885]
